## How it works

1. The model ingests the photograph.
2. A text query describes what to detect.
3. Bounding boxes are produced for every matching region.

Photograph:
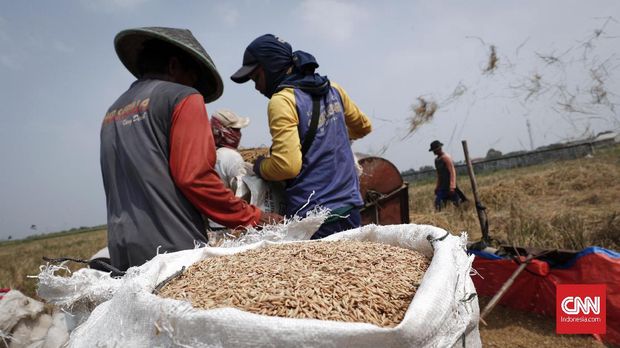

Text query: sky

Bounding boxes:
[1,0,619,239]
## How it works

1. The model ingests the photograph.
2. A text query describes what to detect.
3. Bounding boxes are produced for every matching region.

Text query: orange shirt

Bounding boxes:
[169,94,261,227]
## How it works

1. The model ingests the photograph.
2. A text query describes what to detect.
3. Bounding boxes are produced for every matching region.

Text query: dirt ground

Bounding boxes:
[478,297,607,347]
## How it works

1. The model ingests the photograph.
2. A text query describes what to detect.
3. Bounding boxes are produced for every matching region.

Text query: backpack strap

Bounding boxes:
[301,95,321,156]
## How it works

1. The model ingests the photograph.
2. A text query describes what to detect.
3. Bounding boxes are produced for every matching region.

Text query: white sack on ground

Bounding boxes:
[44,224,479,348]
[0,290,44,334]
[0,290,70,348]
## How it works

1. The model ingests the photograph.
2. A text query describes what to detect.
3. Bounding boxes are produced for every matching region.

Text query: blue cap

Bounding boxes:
[231,34,292,83]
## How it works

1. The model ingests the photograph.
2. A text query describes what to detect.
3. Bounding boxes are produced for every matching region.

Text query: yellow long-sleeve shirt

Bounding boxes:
[259,82,372,181]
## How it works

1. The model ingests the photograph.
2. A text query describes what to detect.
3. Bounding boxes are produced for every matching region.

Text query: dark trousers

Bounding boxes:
[435,187,467,211]
[311,208,361,240]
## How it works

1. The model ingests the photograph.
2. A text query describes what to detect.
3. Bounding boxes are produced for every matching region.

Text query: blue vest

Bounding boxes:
[285,87,363,217]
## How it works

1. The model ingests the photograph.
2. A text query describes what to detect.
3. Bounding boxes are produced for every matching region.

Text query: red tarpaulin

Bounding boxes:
[471,247,620,346]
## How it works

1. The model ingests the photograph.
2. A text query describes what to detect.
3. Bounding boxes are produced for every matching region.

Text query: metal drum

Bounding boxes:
[357,156,410,225]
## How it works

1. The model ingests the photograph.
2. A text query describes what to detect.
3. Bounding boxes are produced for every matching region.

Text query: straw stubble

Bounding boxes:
[158,240,430,327]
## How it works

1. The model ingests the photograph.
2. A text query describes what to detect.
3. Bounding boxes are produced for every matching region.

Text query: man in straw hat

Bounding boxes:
[101,27,282,271]
[209,109,252,231]
[210,109,251,195]
[210,108,250,150]
[207,108,285,240]
[429,140,468,211]
[231,34,372,239]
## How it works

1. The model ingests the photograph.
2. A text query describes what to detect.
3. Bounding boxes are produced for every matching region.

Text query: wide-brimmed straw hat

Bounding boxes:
[212,109,250,129]
[114,27,223,103]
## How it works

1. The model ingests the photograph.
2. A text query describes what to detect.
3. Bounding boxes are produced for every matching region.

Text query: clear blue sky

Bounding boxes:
[1,0,618,239]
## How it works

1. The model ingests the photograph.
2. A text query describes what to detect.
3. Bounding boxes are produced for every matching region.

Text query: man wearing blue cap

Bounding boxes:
[231,34,372,239]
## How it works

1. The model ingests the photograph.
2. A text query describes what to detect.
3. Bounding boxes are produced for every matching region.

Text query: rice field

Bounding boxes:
[0,228,107,297]
[0,145,617,347]
[408,145,620,251]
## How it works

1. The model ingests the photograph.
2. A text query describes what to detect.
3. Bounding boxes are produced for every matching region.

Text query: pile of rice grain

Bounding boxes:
[238,147,269,164]
[158,240,430,327]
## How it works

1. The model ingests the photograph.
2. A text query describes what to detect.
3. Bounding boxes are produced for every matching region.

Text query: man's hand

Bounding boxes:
[228,228,247,239]
[449,188,456,197]
[259,211,283,225]
[252,156,265,179]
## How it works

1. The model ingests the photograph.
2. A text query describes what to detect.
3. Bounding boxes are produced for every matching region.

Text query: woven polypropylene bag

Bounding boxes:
[40,224,481,348]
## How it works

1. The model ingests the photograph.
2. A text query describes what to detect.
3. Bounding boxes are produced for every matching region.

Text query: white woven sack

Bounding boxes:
[51,224,481,347]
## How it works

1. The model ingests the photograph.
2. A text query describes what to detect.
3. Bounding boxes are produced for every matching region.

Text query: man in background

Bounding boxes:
[430,140,468,211]
[101,27,281,271]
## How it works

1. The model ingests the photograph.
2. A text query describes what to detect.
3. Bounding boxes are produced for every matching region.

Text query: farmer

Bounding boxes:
[210,108,251,193]
[208,109,252,233]
[231,34,372,239]
[101,27,282,271]
[211,108,250,150]
[429,140,467,211]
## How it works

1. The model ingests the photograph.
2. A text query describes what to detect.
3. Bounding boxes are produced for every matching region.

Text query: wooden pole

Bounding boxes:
[461,140,490,243]
[480,254,535,322]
